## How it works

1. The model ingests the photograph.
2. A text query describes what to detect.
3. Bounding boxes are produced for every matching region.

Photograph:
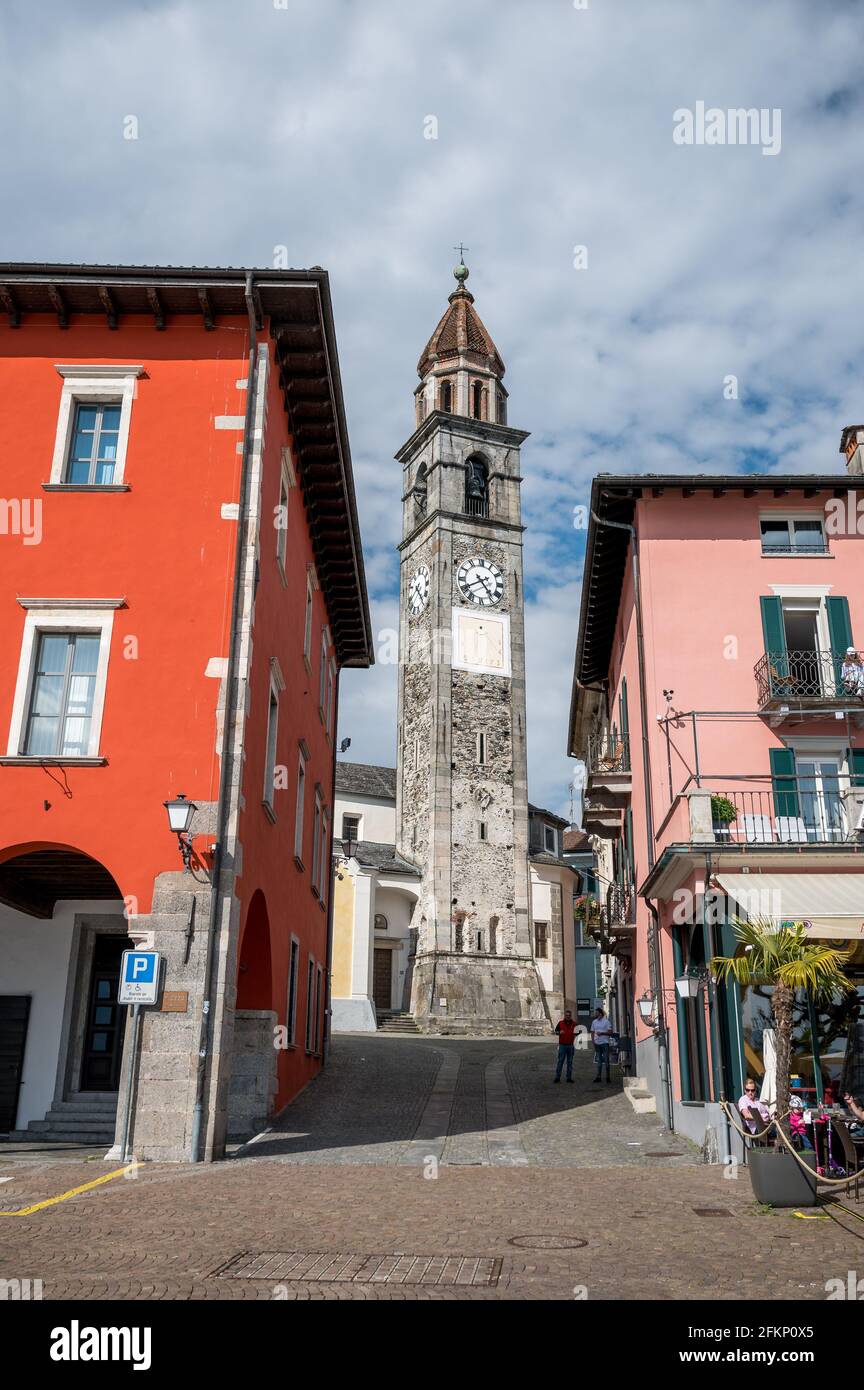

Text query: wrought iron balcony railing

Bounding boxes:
[754,649,856,706]
[587,731,631,776]
[708,781,862,846]
[605,882,636,926]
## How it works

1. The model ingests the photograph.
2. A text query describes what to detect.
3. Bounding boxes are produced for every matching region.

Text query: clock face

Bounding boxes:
[408,564,430,615]
[456,556,504,608]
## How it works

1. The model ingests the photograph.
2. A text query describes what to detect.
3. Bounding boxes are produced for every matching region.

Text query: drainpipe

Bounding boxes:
[591,509,673,1130]
[322,677,341,1064]
[190,273,260,1163]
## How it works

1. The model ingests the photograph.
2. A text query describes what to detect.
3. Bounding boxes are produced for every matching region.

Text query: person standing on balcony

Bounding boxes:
[553,1010,578,1083]
[591,1007,613,1084]
[841,647,864,697]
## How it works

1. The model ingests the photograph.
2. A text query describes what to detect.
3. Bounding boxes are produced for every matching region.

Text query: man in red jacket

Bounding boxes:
[553,1010,578,1083]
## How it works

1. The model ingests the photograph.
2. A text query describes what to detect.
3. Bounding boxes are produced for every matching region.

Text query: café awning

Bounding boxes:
[715,873,864,939]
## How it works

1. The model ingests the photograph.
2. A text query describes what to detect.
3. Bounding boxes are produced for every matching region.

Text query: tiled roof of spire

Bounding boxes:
[417,285,505,378]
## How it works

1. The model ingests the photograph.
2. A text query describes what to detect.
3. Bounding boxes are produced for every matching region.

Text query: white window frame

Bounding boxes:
[303,574,314,665]
[326,658,336,736]
[305,956,315,1052]
[50,365,144,486]
[314,962,323,1053]
[286,935,300,1046]
[311,788,323,893]
[544,825,557,854]
[759,512,828,556]
[262,658,286,816]
[318,628,329,718]
[319,805,330,902]
[294,744,308,863]
[7,603,117,758]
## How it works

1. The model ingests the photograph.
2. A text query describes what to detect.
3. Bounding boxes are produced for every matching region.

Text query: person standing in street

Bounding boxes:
[591,1007,613,1084]
[553,1009,577,1083]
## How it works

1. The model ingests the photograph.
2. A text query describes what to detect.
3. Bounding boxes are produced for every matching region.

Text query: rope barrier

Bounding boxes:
[719,1100,863,1192]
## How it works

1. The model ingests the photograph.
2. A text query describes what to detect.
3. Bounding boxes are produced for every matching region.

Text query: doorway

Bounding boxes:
[782,604,824,695]
[0,996,31,1131]
[80,934,131,1091]
[373,948,393,1011]
[796,756,844,842]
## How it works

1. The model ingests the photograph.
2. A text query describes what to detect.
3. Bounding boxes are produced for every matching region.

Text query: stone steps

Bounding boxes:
[376,1012,421,1034]
[11,1094,118,1144]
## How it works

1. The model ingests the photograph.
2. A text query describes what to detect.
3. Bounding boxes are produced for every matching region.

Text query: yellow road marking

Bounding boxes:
[0,1163,138,1216]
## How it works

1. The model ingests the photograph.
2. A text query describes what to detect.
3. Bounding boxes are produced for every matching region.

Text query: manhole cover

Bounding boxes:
[508,1234,587,1251]
[214,1251,501,1287]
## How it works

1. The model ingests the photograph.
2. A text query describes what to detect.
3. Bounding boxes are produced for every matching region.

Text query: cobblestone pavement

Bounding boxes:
[239,1034,698,1167]
[2,1035,863,1301]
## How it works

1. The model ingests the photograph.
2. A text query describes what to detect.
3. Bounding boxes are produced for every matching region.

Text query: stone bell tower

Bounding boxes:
[395,259,546,1034]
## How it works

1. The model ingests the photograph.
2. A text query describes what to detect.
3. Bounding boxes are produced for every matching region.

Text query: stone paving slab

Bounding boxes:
[1,1159,862,1301]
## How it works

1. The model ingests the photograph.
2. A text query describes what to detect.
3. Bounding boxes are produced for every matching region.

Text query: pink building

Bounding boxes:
[568,443,864,1156]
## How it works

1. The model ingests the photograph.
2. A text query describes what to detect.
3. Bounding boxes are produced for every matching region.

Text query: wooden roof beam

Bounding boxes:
[47,284,68,328]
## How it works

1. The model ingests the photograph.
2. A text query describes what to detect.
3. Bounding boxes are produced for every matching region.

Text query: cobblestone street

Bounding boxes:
[2,1035,863,1302]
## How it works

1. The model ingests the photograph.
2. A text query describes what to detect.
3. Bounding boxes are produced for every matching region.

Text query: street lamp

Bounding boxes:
[637,990,656,1023]
[675,967,708,999]
[164,793,198,871]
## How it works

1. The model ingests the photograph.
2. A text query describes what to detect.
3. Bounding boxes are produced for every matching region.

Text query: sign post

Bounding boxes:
[117,951,162,1161]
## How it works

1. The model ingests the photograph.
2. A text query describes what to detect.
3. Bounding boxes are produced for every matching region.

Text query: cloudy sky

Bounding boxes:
[3,0,863,818]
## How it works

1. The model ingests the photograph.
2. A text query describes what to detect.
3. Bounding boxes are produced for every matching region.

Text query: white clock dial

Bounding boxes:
[456,556,504,608]
[408,564,430,615]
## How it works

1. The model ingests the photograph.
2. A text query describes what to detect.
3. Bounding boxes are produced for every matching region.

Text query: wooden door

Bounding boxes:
[0,996,31,1132]
[373,949,392,1011]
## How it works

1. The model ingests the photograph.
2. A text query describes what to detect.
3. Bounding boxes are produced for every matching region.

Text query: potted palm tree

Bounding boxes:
[711,917,851,1207]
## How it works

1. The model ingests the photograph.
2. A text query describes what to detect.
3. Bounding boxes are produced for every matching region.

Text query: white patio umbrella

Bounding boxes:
[760,1029,777,1111]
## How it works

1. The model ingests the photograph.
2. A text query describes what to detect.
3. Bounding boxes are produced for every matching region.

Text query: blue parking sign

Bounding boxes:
[118,950,161,1005]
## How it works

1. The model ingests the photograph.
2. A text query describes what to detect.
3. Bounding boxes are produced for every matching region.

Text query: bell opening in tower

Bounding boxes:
[465,456,489,518]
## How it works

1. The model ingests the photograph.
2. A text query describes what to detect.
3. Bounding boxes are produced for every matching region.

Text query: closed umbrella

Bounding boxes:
[760,1028,777,1111]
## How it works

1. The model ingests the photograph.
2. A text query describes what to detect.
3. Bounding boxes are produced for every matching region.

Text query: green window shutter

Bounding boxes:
[827,596,853,653]
[769,746,799,817]
[624,807,635,887]
[827,596,853,694]
[618,678,631,770]
[849,749,864,789]
[760,596,788,691]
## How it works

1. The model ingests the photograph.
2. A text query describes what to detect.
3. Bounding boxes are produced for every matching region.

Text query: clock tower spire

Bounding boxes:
[395,262,546,1034]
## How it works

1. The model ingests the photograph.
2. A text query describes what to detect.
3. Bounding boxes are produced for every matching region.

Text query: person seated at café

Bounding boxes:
[843,1092,864,1139]
[738,1078,772,1135]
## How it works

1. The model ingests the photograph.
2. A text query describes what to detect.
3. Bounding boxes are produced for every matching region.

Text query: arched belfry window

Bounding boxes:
[414,461,428,517]
[472,381,484,420]
[465,456,489,518]
[440,379,453,413]
[496,390,506,425]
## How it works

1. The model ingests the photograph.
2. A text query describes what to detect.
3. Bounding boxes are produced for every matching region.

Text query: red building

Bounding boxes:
[0,264,372,1160]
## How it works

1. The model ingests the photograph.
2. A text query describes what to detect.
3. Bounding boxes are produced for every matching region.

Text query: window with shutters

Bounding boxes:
[757,593,854,705]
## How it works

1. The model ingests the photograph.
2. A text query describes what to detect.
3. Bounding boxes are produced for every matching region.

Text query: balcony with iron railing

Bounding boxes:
[754,648,859,711]
[664,776,864,849]
[576,882,636,950]
[585,730,632,802]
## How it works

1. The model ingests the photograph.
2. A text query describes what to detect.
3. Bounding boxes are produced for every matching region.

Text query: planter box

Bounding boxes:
[748,1148,818,1207]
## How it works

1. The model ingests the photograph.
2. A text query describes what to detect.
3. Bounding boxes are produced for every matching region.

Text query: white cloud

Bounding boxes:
[3,0,863,810]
